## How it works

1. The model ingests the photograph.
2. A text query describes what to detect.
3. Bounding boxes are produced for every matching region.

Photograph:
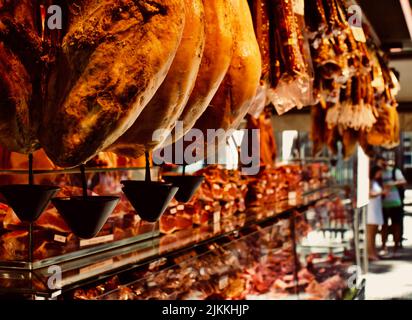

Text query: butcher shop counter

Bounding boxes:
[69,187,358,300]
[0,186,353,300]
[0,162,330,269]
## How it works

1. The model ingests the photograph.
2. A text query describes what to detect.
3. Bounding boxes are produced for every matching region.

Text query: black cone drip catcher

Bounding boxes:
[0,154,60,265]
[0,154,60,223]
[52,164,119,239]
[122,152,178,223]
[163,164,204,203]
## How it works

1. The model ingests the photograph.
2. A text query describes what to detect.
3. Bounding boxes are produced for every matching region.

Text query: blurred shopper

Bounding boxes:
[378,158,407,254]
[367,166,386,261]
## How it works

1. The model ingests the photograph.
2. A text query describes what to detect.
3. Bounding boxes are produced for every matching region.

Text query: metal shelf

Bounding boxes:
[0,166,147,175]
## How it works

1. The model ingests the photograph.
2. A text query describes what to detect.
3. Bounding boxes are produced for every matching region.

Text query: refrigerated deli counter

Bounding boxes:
[0,162,363,300]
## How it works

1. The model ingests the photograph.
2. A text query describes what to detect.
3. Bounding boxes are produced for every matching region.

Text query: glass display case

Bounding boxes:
[64,189,357,301]
[0,167,160,269]
[0,161,359,300]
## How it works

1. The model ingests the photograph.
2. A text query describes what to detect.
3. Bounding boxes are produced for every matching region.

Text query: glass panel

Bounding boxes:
[0,168,159,267]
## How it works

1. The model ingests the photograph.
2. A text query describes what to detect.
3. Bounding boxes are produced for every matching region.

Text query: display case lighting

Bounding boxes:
[390,47,403,53]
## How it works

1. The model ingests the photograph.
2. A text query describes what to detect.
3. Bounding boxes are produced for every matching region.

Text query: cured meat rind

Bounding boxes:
[110,0,206,159]
[166,0,234,145]
[0,0,43,153]
[189,0,261,158]
[39,0,185,167]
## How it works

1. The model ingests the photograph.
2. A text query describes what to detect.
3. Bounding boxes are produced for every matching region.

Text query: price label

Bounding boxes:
[80,234,114,247]
[288,192,297,206]
[170,208,177,214]
[213,211,221,224]
[53,234,67,244]
[177,205,185,211]
[213,211,221,234]
[293,0,304,15]
[351,26,366,43]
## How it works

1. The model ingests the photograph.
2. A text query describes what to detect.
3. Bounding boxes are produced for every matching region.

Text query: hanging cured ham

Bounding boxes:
[0,42,35,153]
[110,0,205,159]
[39,0,185,167]
[0,0,42,153]
[189,0,261,157]
[164,0,234,146]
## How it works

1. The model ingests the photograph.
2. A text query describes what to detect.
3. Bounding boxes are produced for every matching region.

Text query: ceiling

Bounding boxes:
[357,0,412,102]
[358,0,412,56]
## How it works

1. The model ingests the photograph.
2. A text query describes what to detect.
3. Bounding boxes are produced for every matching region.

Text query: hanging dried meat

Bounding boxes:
[266,0,315,114]
[191,0,261,155]
[326,75,377,132]
[0,0,43,153]
[310,104,330,156]
[308,0,399,156]
[247,0,271,110]
[250,0,271,83]
[358,129,374,158]
[165,0,234,146]
[109,0,206,159]
[367,102,400,148]
[342,128,358,159]
[245,108,277,167]
[39,0,186,167]
[305,0,328,38]
[326,125,340,156]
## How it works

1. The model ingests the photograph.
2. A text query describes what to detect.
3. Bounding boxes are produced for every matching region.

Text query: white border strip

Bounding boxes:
[400,0,412,40]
